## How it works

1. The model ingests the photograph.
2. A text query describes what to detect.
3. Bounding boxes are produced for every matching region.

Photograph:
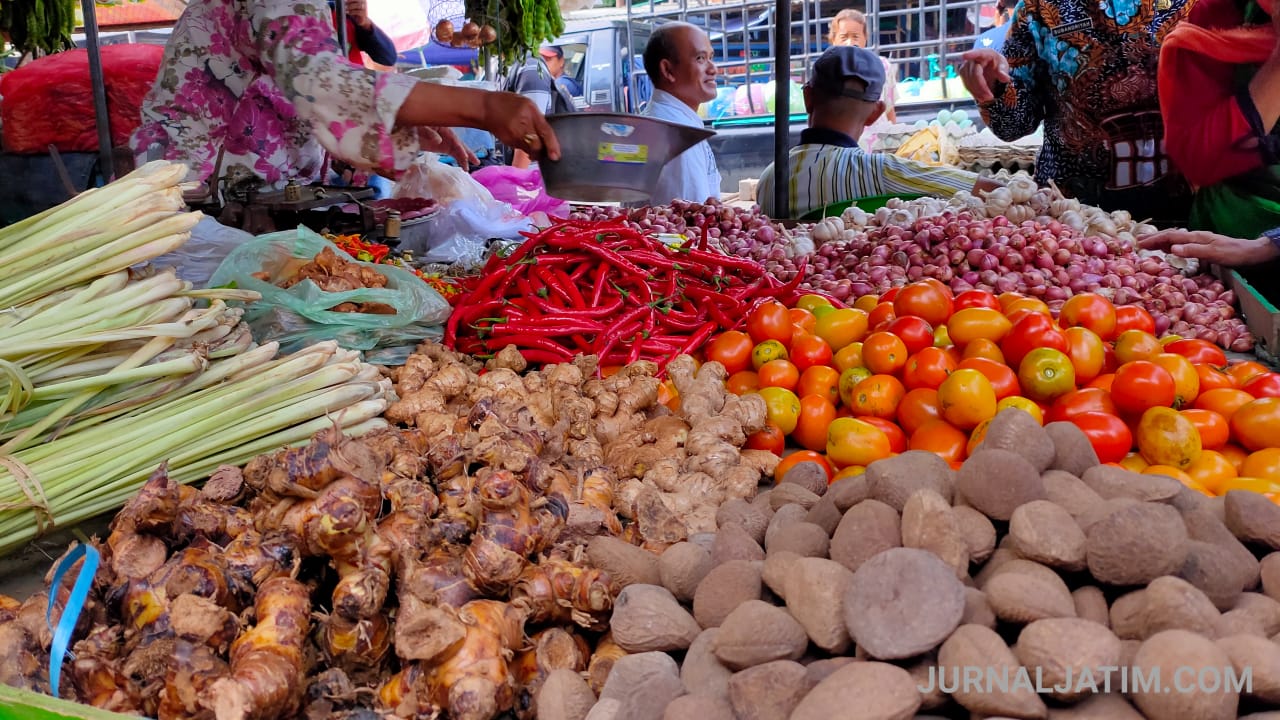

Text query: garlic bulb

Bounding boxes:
[1116,231,1136,246]
[1007,175,1038,204]
[811,217,844,245]
[875,206,893,225]
[1050,198,1081,216]
[1028,190,1052,214]
[1005,204,1035,223]
[1059,210,1086,232]
[887,197,905,210]
[841,206,870,228]
[1110,209,1132,227]
[886,208,916,226]
[1088,218,1119,237]
[1133,223,1158,236]
[983,186,1014,213]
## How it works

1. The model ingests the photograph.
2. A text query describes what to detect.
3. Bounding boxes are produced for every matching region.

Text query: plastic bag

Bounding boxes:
[401,197,535,266]
[208,227,450,362]
[393,153,495,205]
[148,217,254,288]
[471,166,570,217]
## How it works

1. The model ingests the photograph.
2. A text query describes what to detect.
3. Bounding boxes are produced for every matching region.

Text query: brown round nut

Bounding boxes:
[1141,575,1220,639]
[1041,469,1106,519]
[761,551,799,600]
[1264,553,1280,604]
[769,484,821,511]
[938,624,1048,718]
[610,584,702,652]
[1110,590,1148,641]
[785,558,854,654]
[1072,586,1111,628]
[1085,502,1189,586]
[726,660,813,720]
[710,522,765,566]
[659,541,713,603]
[763,504,810,552]
[1082,465,1181,503]
[1228,592,1280,636]
[681,628,731,699]
[1180,541,1251,611]
[803,495,842,536]
[1046,694,1145,719]
[951,505,997,565]
[1009,500,1087,571]
[597,651,684,718]
[692,560,763,629]
[716,499,770,545]
[829,499,901,573]
[962,587,997,629]
[1044,421,1102,477]
[764,522,830,558]
[843,548,965,660]
[1132,630,1240,720]
[1015,618,1123,701]
[978,407,1056,471]
[1224,490,1280,550]
[1215,634,1280,704]
[663,694,734,720]
[866,450,954,511]
[538,669,597,720]
[588,536,661,587]
[901,489,969,577]
[955,448,1046,521]
[826,473,869,511]
[711,600,809,670]
[789,661,922,720]
[779,461,829,497]
[984,562,1076,623]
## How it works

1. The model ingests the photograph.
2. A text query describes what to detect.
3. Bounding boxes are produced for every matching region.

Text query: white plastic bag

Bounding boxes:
[403,197,535,266]
[148,216,254,287]
[393,153,495,206]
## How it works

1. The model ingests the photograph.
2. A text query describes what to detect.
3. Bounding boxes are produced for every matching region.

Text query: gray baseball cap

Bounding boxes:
[810,45,885,102]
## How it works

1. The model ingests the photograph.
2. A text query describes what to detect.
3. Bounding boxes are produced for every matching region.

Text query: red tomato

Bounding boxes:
[1162,339,1228,367]
[746,301,793,346]
[953,289,1002,312]
[879,287,902,304]
[1070,411,1134,464]
[957,357,1021,400]
[894,282,953,326]
[861,416,909,454]
[887,316,936,356]
[745,423,786,455]
[1001,312,1068,369]
[867,302,897,329]
[705,331,754,375]
[1063,326,1106,385]
[903,347,958,391]
[1045,388,1119,424]
[1195,363,1236,393]
[1059,293,1118,341]
[789,333,834,373]
[1113,305,1157,335]
[1112,361,1177,416]
[1242,372,1280,399]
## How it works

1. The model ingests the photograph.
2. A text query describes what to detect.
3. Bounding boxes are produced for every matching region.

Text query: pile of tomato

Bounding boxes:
[702,280,1280,499]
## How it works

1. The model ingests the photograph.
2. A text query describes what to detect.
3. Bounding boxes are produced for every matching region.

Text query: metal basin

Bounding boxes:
[540,112,715,203]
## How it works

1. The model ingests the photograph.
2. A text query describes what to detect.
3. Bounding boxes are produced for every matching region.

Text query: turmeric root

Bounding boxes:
[320,613,392,675]
[462,469,561,595]
[377,663,437,718]
[586,631,628,695]
[158,639,230,720]
[424,600,527,720]
[207,576,311,720]
[510,554,614,630]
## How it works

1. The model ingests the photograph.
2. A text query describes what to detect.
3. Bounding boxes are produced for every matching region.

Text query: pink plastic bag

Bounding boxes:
[471,166,570,217]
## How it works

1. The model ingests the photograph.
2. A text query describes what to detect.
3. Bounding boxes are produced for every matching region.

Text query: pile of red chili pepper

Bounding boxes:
[444,219,809,368]
[326,232,465,301]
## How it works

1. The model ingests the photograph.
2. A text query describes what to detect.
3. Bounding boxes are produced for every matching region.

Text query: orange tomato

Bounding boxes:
[793,395,839,452]
[1180,408,1229,451]
[1114,329,1163,364]
[849,374,907,420]
[957,357,1021,401]
[1227,360,1270,387]
[774,450,834,484]
[967,417,992,457]
[1194,363,1236,393]
[1230,397,1280,451]
[827,417,892,468]
[1088,373,1116,393]
[751,339,789,369]
[833,342,865,373]
[1220,444,1250,472]
[997,291,1029,311]
[1018,348,1076,404]
[867,302,897,330]
[726,370,760,396]
[1063,327,1106,385]
[813,308,869,351]
[1187,450,1238,494]
[1218,476,1280,496]
[1194,388,1255,423]
[997,396,1044,425]
[704,330,754,374]
[909,419,969,464]
[798,365,841,406]
[946,307,1013,346]
[961,338,1005,364]
[1145,465,1210,494]
[861,416,908,454]
[853,294,880,312]
[745,422,786,455]
[1151,353,1200,409]
[790,333,835,373]
[1059,293,1118,341]
[903,347,958,391]
[789,307,817,335]
[832,465,866,482]
[746,301,794,346]
[894,281,954,326]
[1004,297,1052,319]
[1241,448,1280,481]
[758,359,800,391]
[863,332,909,375]
[1135,406,1203,470]
[937,368,998,430]
[898,388,944,436]
[1119,452,1149,472]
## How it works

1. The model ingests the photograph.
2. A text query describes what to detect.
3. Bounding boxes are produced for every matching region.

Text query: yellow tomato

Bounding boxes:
[1143,464,1196,485]
[946,307,1013,346]
[967,417,993,457]
[751,339,789,370]
[937,368,998,431]
[757,386,802,435]
[1119,452,1149,472]
[1241,448,1280,481]
[833,342,865,373]
[1186,450,1238,495]
[811,304,838,320]
[853,294,880,312]
[814,308,869,352]
[1152,352,1201,409]
[1063,326,1105,385]
[1160,334,1183,346]
[832,465,867,481]
[1218,476,1280,496]
[1136,406,1203,470]
[838,366,874,407]
[997,396,1044,425]
[826,417,892,468]
[796,294,834,314]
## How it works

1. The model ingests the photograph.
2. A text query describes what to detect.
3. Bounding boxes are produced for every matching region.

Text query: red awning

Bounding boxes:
[79,0,188,31]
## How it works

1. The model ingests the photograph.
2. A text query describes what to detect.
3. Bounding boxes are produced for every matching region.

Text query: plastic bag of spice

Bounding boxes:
[209,227,450,362]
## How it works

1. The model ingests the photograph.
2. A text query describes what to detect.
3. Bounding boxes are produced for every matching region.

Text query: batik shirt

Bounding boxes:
[130,0,422,188]
[979,0,1195,203]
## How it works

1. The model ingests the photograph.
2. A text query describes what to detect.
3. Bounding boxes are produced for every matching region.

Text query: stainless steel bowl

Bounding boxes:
[540,112,715,203]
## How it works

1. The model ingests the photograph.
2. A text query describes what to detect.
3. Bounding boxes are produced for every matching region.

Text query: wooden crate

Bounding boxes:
[1228,269,1280,363]
[0,685,139,720]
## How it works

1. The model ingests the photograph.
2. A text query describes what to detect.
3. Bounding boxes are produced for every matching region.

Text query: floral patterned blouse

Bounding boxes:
[130,0,422,188]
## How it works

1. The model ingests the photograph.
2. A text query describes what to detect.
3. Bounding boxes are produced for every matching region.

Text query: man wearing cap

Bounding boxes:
[540,45,583,98]
[642,22,722,205]
[756,46,991,219]
[504,51,576,168]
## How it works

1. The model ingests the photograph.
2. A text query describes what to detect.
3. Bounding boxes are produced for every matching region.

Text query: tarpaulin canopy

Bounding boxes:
[75,0,187,31]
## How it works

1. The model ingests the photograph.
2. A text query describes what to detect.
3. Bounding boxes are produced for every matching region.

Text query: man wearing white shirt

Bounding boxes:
[642,22,723,205]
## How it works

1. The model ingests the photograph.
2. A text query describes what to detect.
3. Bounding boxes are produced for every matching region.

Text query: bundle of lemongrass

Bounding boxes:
[0,162,394,556]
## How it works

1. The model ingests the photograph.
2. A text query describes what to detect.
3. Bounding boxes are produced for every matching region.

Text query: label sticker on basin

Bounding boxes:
[599,143,648,164]
[601,123,636,137]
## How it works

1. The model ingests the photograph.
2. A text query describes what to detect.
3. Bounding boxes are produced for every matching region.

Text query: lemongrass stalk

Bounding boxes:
[29,354,205,399]
[26,350,138,383]
[0,203,184,279]
[179,288,263,303]
[0,273,186,342]
[205,328,255,359]
[0,273,131,329]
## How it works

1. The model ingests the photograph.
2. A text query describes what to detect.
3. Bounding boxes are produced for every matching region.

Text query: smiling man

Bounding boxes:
[642,22,722,205]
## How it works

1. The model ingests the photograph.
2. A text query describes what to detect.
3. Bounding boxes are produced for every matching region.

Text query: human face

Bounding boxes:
[830,18,867,48]
[662,26,719,106]
[540,51,565,77]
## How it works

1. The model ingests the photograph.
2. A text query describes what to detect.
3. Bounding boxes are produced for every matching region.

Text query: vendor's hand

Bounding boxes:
[1139,229,1280,266]
[483,92,561,162]
[345,0,373,30]
[420,126,479,170]
[959,49,1011,104]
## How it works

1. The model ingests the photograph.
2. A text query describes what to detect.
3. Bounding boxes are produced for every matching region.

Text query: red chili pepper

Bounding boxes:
[533,265,574,306]
[515,348,578,365]
[676,321,719,357]
[529,293,624,318]
[488,320,603,337]
[551,267,586,308]
[589,264,610,306]
[483,333,576,359]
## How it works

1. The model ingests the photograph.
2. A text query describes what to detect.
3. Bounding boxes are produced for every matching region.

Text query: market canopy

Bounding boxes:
[75,0,187,31]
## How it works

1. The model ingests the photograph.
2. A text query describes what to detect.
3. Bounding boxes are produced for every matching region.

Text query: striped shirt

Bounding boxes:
[757,127,978,219]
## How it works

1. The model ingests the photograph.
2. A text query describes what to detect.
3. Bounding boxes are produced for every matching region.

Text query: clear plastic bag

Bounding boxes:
[392,153,495,205]
[471,165,570,217]
[208,227,450,361]
[148,216,254,288]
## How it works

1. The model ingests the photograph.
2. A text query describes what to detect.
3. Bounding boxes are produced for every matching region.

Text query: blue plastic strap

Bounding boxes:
[45,542,100,698]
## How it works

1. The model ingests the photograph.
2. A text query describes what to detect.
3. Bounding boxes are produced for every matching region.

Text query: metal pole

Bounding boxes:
[80,0,114,184]
[335,0,349,56]
[772,0,790,219]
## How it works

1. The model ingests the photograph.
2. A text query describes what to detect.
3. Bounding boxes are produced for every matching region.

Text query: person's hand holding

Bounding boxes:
[1139,229,1280,266]
[345,0,373,30]
[959,49,1011,104]
[419,126,479,170]
[483,91,561,162]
